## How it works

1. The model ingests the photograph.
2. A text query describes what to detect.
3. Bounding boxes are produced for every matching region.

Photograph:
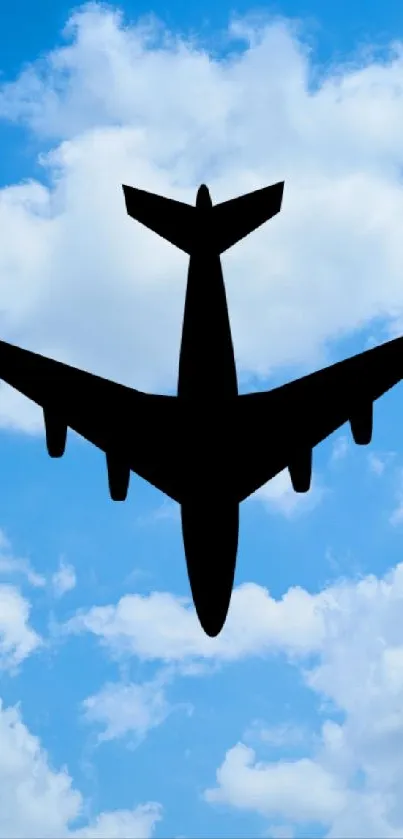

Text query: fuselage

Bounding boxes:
[177,185,238,401]
[177,185,240,637]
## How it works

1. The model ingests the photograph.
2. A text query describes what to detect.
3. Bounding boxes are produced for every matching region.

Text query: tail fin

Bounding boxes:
[122,180,284,256]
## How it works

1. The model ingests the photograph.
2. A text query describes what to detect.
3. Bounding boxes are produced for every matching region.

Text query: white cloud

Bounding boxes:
[81,674,173,744]
[0,585,42,671]
[0,531,43,672]
[254,468,326,516]
[0,697,162,838]
[135,501,180,527]
[265,826,295,839]
[0,5,402,434]
[389,503,403,525]
[389,467,403,524]
[204,743,347,823]
[205,562,403,837]
[0,530,45,588]
[71,562,403,834]
[367,450,395,475]
[64,581,326,663]
[244,720,307,748]
[331,436,349,463]
[71,805,162,839]
[51,558,76,598]
[368,452,387,475]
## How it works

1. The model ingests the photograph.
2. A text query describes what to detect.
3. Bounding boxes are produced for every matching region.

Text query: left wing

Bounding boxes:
[236,335,403,501]
[0,338,183,503]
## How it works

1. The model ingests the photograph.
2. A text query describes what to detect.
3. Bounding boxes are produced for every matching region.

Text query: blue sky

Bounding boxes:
[1,1,403,837]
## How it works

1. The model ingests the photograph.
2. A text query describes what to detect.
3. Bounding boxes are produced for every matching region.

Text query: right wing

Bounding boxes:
[0,338,183,503]
[236,335,403,501]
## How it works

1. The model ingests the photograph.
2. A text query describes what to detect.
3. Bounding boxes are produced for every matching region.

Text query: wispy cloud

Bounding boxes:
[51,557,76,598]
[81,670,176,746]
[330,435,349,463]
[244,720,308,748]
[0,699,162,837]
[367,450,395,476]
[254,469,327,518]
[0,529,45,588]
[389,466,403,524]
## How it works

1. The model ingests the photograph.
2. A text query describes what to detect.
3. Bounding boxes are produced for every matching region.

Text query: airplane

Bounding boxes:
[0,180,402,637]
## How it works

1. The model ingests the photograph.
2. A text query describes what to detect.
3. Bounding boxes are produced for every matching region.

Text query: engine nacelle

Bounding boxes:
[106,451,130,501]
[350,403,373,445]
[289,448,312,493]
[43,407,67,458]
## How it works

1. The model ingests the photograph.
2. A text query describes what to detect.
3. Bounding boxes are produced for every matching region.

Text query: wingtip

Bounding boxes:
[272,180,285,212]
[275,179,285,199]
[122,183,130,210]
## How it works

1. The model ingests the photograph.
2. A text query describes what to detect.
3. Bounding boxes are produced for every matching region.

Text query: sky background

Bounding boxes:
[1,1,403,837]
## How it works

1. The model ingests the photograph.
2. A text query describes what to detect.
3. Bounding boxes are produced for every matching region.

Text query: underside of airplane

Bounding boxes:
[0,178,401,634]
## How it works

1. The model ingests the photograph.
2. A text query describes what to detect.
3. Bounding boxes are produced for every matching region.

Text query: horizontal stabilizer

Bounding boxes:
[123,180,284,256]
[212,181,284,254]
[122,185,196,254]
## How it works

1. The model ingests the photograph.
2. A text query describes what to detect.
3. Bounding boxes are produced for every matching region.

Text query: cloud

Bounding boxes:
[244,720,307,748]
[70,562,403,834]
[389,467,403,524]
[51,558,76,598]
[0,532,76,598]
[0,4,403,434]
[0,531,43,672]
[0,698,162,838]
[71,805,162,839]
[135,500,180,527]
[265,826,295,839]
[204,743,347,824]
[367,450,395,476]
[0,585,42,671]
[330,436,349,463]
[81,673,174,744]
[368,452,387,475]
[254,468,326,517]
[64,581,326,664]
[205,562,403,836]
[0,529,45,588]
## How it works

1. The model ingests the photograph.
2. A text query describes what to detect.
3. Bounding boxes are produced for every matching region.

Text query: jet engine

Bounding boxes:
[43,407,67,458]
[289,448,312,493]
[350,403,373,445]
[106,451,130,501]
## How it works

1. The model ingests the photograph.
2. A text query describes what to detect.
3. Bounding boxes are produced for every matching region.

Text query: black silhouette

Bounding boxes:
[0,181,402,636]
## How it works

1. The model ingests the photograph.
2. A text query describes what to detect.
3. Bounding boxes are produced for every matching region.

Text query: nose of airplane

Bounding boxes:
[181,500,239,637]
[197,597,230,638]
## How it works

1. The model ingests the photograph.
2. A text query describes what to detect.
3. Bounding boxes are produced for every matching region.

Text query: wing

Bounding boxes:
[0,338,183,503]
[236,335,403,502]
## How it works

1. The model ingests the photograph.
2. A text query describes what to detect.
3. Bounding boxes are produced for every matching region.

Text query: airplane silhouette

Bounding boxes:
[0,180,403,636]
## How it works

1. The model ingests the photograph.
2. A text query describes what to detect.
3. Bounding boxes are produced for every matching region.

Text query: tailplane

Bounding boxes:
[122,180,284,256]
[122,184,196,254]
[212,181,284,253]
